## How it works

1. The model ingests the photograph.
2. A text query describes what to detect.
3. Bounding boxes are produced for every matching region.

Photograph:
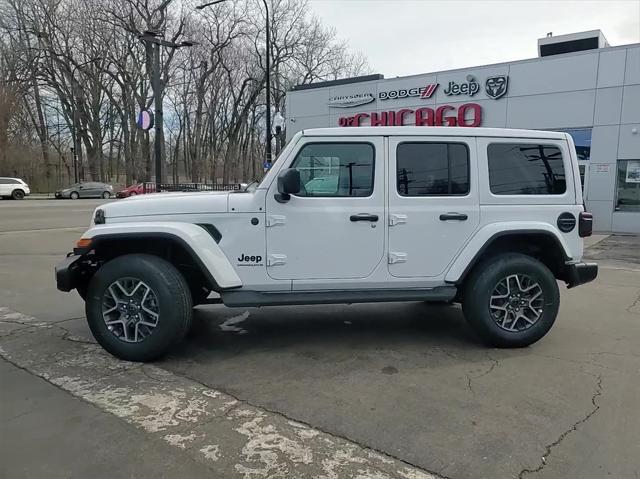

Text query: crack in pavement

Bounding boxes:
[465,353,499,395]
[626,292,640,314]
[517,374,603,479]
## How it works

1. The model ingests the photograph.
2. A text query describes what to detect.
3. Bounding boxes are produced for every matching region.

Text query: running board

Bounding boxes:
[221,286,457,308]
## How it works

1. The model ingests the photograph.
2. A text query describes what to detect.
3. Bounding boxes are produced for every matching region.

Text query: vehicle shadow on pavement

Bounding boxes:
[172,301,484,362]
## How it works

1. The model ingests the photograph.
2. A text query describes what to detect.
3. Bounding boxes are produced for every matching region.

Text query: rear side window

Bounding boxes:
[291,143,375,197]
[396,142,469,196]
[488,143,566,195]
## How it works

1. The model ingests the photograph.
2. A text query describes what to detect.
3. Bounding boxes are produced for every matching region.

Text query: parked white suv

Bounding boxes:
[56,127,597,361]
[0,177,30,200]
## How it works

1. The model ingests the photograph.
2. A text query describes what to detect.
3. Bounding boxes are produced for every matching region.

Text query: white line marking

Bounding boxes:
[0,226,85,235]
[219,311,250,335]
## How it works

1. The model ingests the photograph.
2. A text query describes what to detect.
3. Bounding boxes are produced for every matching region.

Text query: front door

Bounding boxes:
[265,138,385,280]
[388,136,480,278]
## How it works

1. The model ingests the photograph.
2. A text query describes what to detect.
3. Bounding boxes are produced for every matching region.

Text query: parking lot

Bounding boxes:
[1,199,639,478]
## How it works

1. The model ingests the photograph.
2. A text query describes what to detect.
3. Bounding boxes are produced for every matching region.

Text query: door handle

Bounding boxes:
[350,213,379,222]
[439,213,468,221]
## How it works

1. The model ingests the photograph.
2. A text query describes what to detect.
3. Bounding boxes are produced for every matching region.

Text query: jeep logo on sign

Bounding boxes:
[485,75,509,99]
[443,75,480,97]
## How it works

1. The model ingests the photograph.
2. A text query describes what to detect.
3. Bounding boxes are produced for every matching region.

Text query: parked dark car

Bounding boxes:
[55,182,113,199]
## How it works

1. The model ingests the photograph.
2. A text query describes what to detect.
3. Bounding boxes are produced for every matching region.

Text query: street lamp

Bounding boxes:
[138,31,195,192]
[196,0,272,165]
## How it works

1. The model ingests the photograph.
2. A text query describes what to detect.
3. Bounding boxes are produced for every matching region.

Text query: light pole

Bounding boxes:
[138,31,194,192]
[69,58,100,183]
[196,0,272,165]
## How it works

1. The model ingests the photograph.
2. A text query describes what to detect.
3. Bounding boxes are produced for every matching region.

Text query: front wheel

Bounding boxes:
[85,254,193,362]
[102,191,111,199]
[70,191,79,200]
[462,253,559,348]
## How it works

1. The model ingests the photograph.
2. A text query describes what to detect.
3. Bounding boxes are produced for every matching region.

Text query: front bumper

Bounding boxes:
[566,262,598,288]
[55,254,82,292]
[55,191,70,199]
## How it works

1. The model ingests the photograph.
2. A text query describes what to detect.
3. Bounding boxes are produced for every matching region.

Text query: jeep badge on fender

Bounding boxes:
[237,254,263,264]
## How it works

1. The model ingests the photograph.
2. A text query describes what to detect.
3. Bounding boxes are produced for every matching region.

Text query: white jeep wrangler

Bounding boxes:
[56,127,597,362]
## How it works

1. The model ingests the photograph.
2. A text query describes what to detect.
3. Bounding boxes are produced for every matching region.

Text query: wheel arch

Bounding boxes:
[76,223,242,292]
[446,227,573,285]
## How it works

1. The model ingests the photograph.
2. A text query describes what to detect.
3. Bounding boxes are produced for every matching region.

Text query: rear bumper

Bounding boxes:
[55,254,82,292]
[566,262,598,288]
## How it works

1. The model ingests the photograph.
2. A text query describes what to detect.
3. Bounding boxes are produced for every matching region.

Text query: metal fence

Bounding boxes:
[143,182,243,193]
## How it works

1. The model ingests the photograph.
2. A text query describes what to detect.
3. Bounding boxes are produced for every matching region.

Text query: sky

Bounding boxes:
[307,0,640,77]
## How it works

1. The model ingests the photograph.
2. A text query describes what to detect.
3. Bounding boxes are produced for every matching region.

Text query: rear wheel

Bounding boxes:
[70,191,79,200]
[11,189,25,200]
[85,254,192,362]
[462,253,559,348]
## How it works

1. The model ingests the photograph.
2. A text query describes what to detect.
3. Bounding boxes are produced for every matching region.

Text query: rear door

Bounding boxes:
[388,136,480,278]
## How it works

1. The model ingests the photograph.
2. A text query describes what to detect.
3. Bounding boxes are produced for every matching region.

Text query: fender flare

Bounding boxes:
[445,223,572,284]
[79,222,242,289]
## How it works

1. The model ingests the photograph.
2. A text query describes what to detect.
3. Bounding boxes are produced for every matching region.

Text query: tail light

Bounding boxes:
[579,211,593,237]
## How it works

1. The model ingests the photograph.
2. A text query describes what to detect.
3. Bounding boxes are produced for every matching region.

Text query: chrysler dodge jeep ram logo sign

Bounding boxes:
[443,75,480,96]
[327,93,375,108]
[485,75,509,99]
[379,84,438,100]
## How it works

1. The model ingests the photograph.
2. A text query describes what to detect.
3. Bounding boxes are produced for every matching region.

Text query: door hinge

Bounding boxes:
[266,215,286,227]
[388,252,408,264]
[389,214,407,226]
[267,254,287,266]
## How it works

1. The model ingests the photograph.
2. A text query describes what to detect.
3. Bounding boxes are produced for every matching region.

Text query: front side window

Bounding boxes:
[291,143,374,197]
[488,143,566,195]
[396,142,469,196]
[616,160,640,212]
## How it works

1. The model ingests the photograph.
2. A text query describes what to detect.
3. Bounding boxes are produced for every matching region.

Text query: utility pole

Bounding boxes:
[138,31,194,192]
[196,0,272,165]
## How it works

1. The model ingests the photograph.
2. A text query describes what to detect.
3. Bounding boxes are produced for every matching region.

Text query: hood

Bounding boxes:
[100,191,230,218]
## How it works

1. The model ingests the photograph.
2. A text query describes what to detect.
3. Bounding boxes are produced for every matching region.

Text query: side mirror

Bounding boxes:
[275,168,300,203]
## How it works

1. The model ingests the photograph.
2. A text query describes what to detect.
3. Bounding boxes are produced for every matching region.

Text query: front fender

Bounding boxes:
[80,222,242,289]
[444,222,574,283]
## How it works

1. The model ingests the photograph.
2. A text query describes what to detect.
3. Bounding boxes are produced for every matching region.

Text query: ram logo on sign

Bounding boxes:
[327,93,375,108]
[485,75,509,99]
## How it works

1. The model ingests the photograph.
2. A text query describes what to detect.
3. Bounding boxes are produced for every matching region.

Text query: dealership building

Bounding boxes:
[285,30,640,234]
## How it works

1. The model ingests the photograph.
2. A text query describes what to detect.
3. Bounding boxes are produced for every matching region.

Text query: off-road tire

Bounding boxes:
[85,254,193,362]
[11,189,25,200]
[462,253,559,348]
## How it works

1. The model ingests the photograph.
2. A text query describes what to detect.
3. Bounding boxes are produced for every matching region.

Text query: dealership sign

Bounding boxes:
[379,84,438,100]
[443,75,480,97]
[328,93,374,108]
[338,103,482,128]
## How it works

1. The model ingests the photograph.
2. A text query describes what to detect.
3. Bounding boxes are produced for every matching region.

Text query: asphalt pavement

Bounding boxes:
[1,199,639,479]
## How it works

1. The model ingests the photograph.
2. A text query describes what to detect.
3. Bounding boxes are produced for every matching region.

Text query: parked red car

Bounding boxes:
[116,183,155,198]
